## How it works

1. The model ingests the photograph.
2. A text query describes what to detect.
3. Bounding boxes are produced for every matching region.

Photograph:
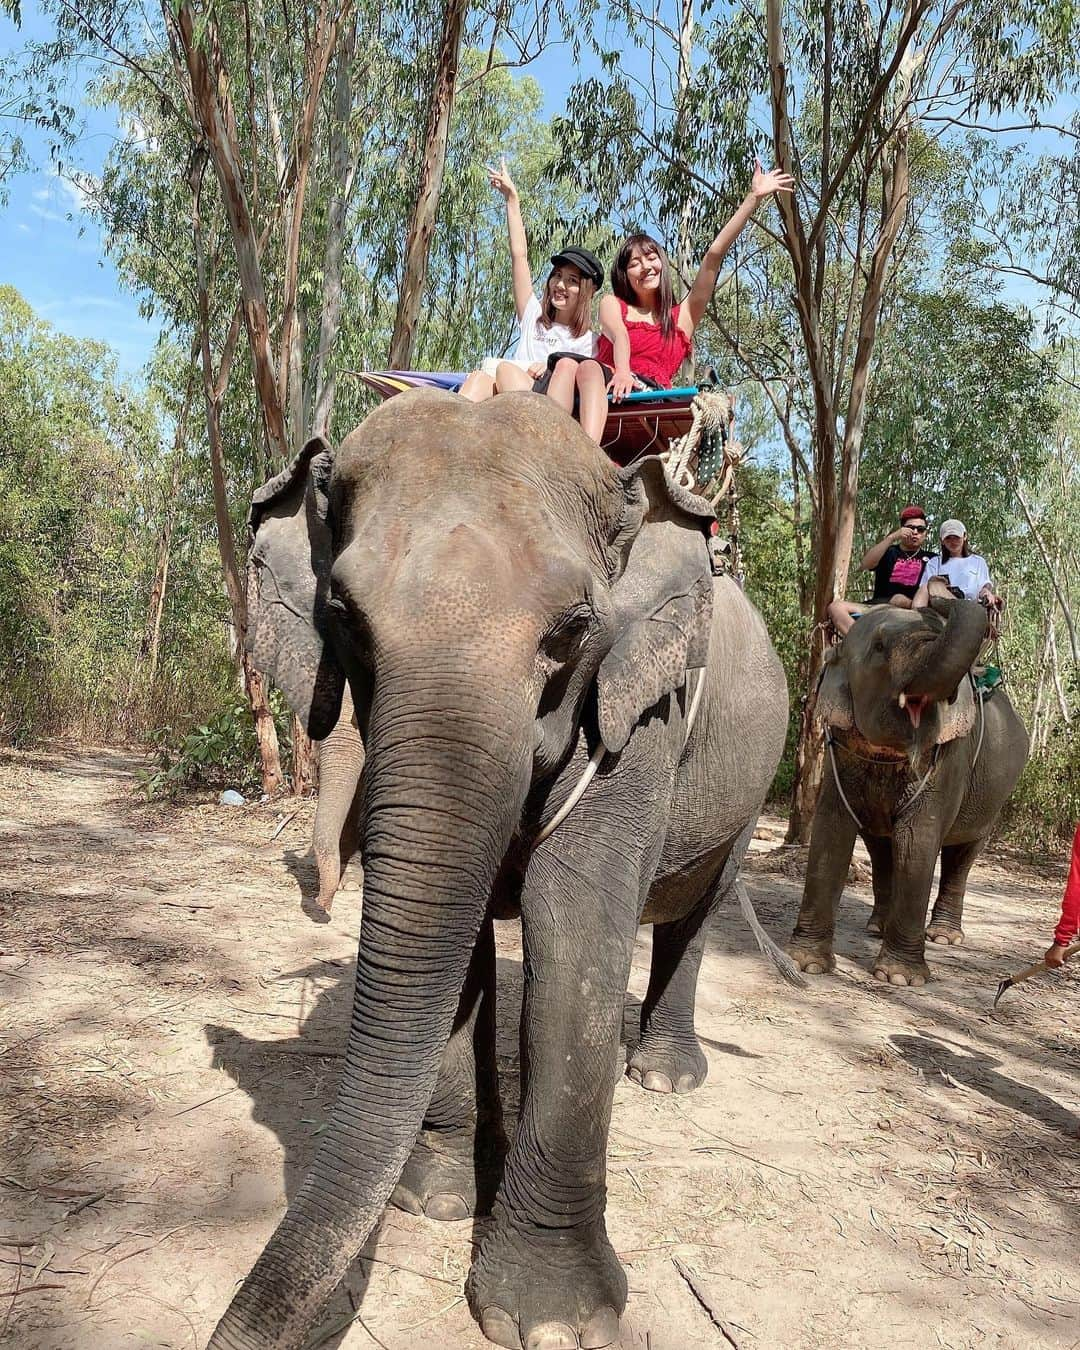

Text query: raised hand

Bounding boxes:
[484,156,518,202]
[750,157,795,201]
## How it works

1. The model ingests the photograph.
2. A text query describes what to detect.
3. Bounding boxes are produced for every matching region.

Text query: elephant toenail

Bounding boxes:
[911,975,926,986]
[675,1073,700,1094]
[389,1183,423,1216]
[525,1322,578,1350]
[873,968,888,982]
[889,972,907,985]
[481,1306,522,1349]
[641,1071,674,1094]
[805,962,824,974]
[581,1305,620,1348]
[424,1192,471,1222]
[625,1066,643,1086]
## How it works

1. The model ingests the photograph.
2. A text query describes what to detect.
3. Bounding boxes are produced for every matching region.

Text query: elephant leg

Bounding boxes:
[467,853,639,1350]
[873,831,936,986]
[392,917,507,1222]
[627,902,711,1095]
[628,824,753,1096]
[863,834,894,936]
[927,840,981,945]
[788,774,858,974]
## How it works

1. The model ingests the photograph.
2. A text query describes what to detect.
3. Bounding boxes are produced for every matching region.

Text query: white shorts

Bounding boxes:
[480,356,533,379]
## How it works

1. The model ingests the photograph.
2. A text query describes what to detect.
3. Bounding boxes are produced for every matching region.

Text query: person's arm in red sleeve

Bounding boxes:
[1045,823,1080,966]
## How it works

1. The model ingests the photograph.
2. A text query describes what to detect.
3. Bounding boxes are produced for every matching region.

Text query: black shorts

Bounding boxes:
[531,352,660,409]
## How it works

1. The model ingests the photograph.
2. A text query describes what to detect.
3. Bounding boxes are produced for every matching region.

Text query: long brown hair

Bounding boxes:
[539,273,596,339]
[610,234,675,337]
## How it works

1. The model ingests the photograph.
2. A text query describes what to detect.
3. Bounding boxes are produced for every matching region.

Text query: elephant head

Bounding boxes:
[212,388,716,1347]
[816,597,987,756]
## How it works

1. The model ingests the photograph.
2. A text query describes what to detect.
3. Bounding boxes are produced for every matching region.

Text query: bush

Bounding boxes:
[139,692,292,799]
[1001,725,1080,851]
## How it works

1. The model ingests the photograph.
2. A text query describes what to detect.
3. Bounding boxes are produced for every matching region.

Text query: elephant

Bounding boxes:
[310,684,364,912]
[788,597,1029,987]
[211,387,792,1350]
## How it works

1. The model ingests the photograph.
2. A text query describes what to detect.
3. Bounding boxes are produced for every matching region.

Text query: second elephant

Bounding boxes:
[789,597,1029,986]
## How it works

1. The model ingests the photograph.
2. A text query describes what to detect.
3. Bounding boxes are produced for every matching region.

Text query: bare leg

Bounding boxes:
[495,361,536,393]
[459,370,495,402]
[827,599,864,637]
[543,356,579,417]
[576,360,608,443]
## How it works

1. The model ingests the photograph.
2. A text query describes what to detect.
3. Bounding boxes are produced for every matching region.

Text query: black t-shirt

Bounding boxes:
[871,544,933,601]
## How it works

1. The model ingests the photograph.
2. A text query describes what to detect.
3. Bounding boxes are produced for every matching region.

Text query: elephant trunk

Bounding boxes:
[209,668,531,1350]
[901,597,987,704]
[311,686,365,910]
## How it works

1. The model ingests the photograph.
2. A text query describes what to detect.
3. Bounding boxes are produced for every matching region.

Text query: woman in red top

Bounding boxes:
[1044,823,1080,967]
[595,160,794,400]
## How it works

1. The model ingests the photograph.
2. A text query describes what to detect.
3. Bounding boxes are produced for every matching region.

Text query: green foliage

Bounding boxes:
[1003,722,1080,849]
[138,692,293,799]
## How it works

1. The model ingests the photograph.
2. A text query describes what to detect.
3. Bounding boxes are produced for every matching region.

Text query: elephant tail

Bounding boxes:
[735,879,808,988]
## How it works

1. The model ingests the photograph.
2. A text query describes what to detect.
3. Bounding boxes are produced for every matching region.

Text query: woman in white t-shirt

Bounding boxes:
[914,518,1002,614]
[459,161,606,440]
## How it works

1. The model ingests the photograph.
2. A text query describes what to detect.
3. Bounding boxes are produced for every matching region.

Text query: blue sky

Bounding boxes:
[0,5,162,376]
[1,3,1073,381]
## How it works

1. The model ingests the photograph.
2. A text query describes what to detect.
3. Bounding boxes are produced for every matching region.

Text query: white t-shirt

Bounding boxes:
[922,552,992,599]
[512,293,597,363]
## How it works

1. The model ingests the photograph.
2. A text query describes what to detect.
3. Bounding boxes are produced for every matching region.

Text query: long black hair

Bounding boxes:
[609,234,675,338]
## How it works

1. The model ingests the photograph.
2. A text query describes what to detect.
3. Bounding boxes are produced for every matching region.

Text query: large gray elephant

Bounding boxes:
[788,598,1029,987]
[211,388,790,1350]
[310,684,364,912]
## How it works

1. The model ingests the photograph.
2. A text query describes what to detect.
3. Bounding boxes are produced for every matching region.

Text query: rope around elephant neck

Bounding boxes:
[826,730,940,833]
[532,667,705,847]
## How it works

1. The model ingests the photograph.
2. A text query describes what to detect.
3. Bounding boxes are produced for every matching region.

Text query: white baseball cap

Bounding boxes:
[939,519,966,540]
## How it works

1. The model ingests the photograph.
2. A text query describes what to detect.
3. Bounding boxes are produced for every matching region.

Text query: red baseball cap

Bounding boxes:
[900,505,927,524]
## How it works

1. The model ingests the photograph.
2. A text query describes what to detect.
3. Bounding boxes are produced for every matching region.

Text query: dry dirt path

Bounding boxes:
[2,744,1079,1350]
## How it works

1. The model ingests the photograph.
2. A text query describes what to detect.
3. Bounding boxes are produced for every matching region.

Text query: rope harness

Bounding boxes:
[826,673,988,834]
[533,666,706,847]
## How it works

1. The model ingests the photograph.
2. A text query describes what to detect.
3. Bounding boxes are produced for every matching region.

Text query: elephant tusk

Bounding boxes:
[898,691,907,709]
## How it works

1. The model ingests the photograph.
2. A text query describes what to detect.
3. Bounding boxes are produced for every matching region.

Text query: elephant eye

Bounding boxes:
[542,610,592,664]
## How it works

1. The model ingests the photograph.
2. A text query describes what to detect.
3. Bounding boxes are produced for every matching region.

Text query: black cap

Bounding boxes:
[549,246,604,288]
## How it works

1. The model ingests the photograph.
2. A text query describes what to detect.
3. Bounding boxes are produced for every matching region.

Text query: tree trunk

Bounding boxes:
[190,151,284,796]
[311,15,360,437]
[386,0,468,369]
[292,716,318,795]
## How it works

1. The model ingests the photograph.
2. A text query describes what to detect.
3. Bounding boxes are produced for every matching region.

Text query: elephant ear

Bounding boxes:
[596,457,715,755]
[246,435,345,739]
[814,647,854,731]
[937,674,977,744]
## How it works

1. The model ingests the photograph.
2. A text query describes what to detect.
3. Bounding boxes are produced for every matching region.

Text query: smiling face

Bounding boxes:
[624,242,664,302]
[545,262,584,314]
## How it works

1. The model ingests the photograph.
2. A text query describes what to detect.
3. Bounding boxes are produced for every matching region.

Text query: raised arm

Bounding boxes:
[599,294,643,402]
[681,160,795,334]
[860,529,902,572]
[486,159,533,321]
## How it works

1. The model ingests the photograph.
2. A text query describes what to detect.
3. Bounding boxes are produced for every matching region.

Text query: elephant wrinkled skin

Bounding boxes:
[211,388,789,1350]
[789,599,1029,986]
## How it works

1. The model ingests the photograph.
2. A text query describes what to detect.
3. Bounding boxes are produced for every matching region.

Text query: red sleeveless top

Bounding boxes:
[595,298,693,388]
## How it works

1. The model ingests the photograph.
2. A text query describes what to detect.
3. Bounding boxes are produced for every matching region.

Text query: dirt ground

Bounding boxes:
[2,745,1079,1350]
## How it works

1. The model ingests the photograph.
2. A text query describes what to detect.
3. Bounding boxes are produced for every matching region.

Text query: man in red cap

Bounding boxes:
[1045,824,1080,968]
[828,505,935,636]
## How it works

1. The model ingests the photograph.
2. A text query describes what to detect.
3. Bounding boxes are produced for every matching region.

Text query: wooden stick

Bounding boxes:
[994,938,1080,1007]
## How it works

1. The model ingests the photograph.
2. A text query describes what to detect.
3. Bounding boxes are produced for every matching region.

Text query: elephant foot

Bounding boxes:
[871,947,930,987]
[467,1216,627,1350]
[786,936,835,975]
[866,909,887,937]
[626,1031,707,1095]
[926,919,964,946]
[392,1121,506,1222]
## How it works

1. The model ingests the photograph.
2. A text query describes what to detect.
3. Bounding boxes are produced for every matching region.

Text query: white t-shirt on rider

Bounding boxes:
[922,552,992,600]
[512,293,597,363]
